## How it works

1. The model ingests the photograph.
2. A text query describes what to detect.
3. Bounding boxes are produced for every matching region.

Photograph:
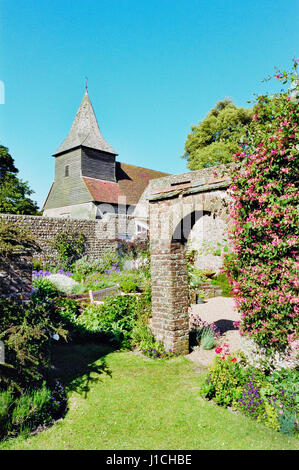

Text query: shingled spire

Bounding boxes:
[53,89,117,156]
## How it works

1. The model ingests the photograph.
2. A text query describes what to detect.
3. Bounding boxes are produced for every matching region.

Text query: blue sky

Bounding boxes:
[1,0,298,209]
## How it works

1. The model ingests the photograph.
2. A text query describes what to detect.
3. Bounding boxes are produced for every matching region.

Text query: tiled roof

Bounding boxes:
[54,90,117,156]
[83,162,170,205]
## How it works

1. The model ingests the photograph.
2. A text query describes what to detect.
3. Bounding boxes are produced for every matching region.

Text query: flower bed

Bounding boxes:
[201,345,299,436]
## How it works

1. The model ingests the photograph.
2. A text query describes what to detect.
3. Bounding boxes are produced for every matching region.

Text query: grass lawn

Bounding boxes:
[1,343,298,451]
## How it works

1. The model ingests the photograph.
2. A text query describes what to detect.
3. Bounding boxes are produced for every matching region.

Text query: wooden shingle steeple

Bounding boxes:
[54,89,117,157]
[43,89,170,218]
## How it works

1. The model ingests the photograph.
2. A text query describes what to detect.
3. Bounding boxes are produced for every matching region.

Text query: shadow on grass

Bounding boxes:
[49,342,114,399]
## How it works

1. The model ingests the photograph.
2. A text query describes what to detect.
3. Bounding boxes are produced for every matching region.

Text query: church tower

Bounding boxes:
[43,88,169,221]
[43,89,118,218]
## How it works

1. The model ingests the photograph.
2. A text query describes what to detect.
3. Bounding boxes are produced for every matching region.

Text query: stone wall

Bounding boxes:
[0,254,32,299]
[0,213,135,264]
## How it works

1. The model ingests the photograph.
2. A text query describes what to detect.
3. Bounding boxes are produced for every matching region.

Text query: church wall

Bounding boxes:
[43,202,97,219]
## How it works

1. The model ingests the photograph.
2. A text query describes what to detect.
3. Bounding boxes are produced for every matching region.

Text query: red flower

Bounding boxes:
[215,347,222,354]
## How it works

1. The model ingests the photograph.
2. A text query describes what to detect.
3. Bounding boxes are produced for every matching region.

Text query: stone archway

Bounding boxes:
[148,170,232,355]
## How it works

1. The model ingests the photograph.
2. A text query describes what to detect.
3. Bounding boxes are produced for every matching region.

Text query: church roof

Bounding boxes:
[54,90,117,156]
[83,162,170,205]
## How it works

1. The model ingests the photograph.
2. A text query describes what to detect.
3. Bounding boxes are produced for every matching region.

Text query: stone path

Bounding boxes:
[187,296,241,368]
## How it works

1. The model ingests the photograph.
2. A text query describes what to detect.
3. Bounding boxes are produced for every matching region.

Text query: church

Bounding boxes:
[43,88,169,235]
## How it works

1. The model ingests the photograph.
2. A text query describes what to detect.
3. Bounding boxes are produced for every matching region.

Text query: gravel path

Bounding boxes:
[187,296,241,368]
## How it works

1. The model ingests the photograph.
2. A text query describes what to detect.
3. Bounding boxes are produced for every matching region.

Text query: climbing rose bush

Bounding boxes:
[224,60,299,354]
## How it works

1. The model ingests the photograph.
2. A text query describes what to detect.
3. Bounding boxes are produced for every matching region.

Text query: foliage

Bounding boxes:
[201,344,299,435]
[71,250,120,280]
[0,381,67,440]
[130,318,154,350]
[211,272,232,297]
[0,297,67,392]
[201,345,249,407]
[0,145,18,175]
[266,367,299,399]
[117,238,150,260]
[38,273,79,295]
[119,277,139,293]
[224,60,299,354]
[0,389,14,437]
[182,99,253,169]
[199,327,216,350]
[82,272,115,292]
[0,219,39,258]
[55,297,80,324]
[277,408,297,435]
[76,295,138,347]
[0,145,40,215]
[52,231,85,268]
[130,314,175,359]
[32,278,60,303]
[189,313,220,348]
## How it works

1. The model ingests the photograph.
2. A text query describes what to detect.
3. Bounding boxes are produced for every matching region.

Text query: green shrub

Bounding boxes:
[83,272,114,291]
[119,278,138,293]
[76,303,105,334]
[278,409,297,435]
[0,220,38,258]
[32,278,59,303]
[211,273,232,297]
[200,327,216,350]
[76,295,138,347]
[32,257,43,271]
[201,346,299,436]
[130,319,154,350]
[130,315,176,359]
[52,231,85,269]
[71,250,120,282]
[55,297,80,324]
[0,297,67,392]
[259,368,299,434]
[69,283,87,295]
[201,347,249,407]
[71,255,99,279]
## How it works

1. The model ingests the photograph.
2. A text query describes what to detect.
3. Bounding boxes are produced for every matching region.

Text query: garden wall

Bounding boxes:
[0,254,32,299]
[0,213,135,264]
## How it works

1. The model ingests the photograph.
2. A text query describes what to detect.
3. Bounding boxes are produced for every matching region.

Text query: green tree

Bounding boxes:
[0,145,40,215]
[0,145,18,175]
[182,99,253,170]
